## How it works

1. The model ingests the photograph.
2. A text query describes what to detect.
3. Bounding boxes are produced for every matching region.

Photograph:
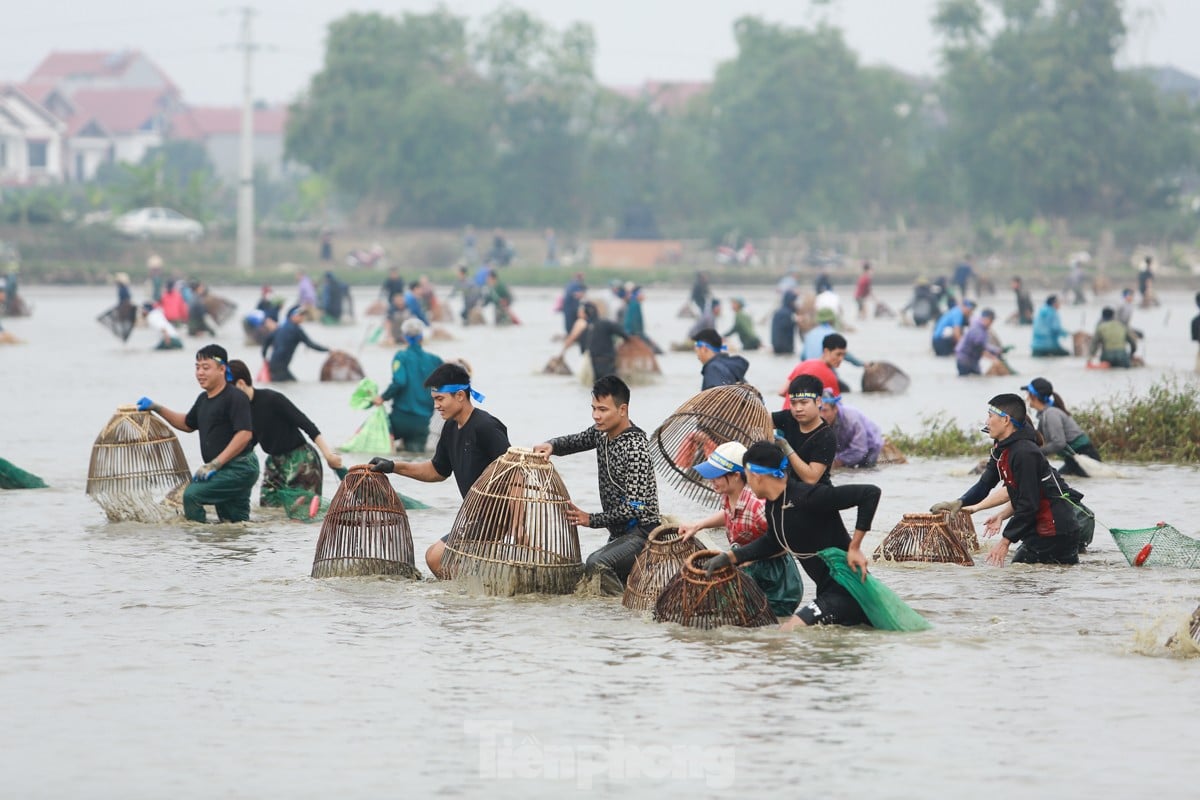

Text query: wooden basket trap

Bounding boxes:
[653,550,778,629]
[86,405,191,522]
[873,513,974,566]
[861,361,910,393]
[319,351,366,382]
[622,525,705,612]
[616,336,661,382]
[943,509,980,553]
[441,447,583,595]
[650,384,773,505]
[204,295,238,326]
[311,465,420,579]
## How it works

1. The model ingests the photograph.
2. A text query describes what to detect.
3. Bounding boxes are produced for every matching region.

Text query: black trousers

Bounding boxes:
[585,529,650,585]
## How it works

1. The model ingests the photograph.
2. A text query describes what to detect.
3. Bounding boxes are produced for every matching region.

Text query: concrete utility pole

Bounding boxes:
[235,6,257,271]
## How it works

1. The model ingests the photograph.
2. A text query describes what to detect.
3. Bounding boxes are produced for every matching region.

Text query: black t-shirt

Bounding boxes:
[1192,313,1200,343]
[585,319,625,360]
[771,411,836,485]
[185,384,254,463]
[431,408,511,497]
[249,388,320,456]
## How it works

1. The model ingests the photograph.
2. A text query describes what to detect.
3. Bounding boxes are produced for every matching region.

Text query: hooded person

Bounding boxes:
[677,441,804,617]
[771,290,799,355]
[694,328,749,390]
[931,393,1088,563]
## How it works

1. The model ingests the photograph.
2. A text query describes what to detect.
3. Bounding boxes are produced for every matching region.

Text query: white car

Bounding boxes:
[113,207,204,241]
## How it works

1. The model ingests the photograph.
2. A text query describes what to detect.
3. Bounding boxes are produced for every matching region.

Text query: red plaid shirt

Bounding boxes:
[723,485,768,547]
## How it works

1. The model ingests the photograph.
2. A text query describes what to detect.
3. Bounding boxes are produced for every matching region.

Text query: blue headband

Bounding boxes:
[694,340,727,353]
[208,354,233,382]
[1024,383,1053,406]
[434,383,485,403]
[404,335,422,347]
[746,458,788,479]
[987,404,1024,428]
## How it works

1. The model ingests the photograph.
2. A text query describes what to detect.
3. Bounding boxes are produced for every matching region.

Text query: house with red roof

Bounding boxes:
[0,84,66,185]
[171,105,290,183]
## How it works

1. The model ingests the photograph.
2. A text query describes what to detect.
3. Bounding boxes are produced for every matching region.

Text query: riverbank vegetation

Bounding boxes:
[888,379,1200,464]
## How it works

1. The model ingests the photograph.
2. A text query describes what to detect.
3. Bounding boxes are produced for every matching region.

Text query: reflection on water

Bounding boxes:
[2,286,1198,797]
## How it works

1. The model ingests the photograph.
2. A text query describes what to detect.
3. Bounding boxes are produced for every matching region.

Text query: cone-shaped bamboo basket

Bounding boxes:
[650,384,773,506]
[311,465,420,579]
[616,336,661,382]
[622,525,704,612]
[1168,604,1200,650]
[873,513,974,566]
[441,447,583,596]
[861,361,910,393]
[204,295,237,326]
[86,405,191,522]
[943,509,980,553]
[319,351,365,382]
[653,549,778,629]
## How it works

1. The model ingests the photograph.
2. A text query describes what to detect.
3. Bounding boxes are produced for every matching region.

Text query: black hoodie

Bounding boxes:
[700,353,750,389]
[960,425,1082,544]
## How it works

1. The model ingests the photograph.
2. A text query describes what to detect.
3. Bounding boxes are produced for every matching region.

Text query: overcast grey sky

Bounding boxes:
[1,0,1191,106]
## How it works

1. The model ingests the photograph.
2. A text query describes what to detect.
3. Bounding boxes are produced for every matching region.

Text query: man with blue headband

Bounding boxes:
[931,393,1084,564]
[136,343,259,523]
[694,328,749,389]
[369,362,510,576]
[772,374,837,485]
[677,441,802,617]
[817,389,884,469]
[704,441,880,629]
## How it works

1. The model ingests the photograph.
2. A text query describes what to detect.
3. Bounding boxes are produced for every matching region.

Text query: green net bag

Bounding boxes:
[1110,523,1200,568]
[340,406,393,455]
[349,378,379,411]
[0,457,48,490]
[819,548,932,631]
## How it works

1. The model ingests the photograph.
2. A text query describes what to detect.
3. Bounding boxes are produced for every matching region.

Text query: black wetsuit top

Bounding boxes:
[733,479,881,593]
[185,385,254,463]
[249,388,320,456]
[431,408,511,497]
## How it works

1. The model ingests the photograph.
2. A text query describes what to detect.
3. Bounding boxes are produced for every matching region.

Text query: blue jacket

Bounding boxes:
[1031,304,1067,351]
[932,306,966,342]
[701,353,750,389]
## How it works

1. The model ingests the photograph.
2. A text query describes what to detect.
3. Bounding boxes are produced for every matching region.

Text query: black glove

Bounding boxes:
[930,499,963,514]
[704,551,733,577]
[368,457,394,474]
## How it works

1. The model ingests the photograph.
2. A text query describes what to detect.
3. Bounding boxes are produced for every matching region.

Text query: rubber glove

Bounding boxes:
[704,551,733,577]
[368,457,394,474]
[136,397,156,412]
[930,499,963,514]
[193,461,220,482]
[773,432,795,458]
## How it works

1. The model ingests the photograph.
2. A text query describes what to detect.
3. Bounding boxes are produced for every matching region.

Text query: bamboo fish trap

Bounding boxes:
[653,550,778,629]
[441,447,583,596]
[86,405,191,522]
[861,361,910,393]
[319,351,365,382]
[650,384,773,506]
[943,509,980,553]
[873,513,974,566]
[204,295,238,326]
[311,465,420,579]
[622,525,704,612]
[1167,604,1200,651]
[616,336,661,382]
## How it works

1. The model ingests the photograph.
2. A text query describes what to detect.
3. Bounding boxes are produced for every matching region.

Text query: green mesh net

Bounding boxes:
[266,465,429,521]
[340,406,393,455]
[819,548,932,631]
[1110,524,1200,568]
[0,457,47,490]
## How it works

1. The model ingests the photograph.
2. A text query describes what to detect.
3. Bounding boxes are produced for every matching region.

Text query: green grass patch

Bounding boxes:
[1073,378,1200,464]
[887,415,990,458]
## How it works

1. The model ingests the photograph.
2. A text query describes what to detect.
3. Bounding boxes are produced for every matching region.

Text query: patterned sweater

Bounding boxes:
[548,424,662,539]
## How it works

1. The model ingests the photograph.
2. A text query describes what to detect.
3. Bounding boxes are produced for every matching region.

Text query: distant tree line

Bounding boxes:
[284,1,1200,242]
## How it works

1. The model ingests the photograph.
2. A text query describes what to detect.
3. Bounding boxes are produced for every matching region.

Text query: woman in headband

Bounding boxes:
[1022,377,1101,477]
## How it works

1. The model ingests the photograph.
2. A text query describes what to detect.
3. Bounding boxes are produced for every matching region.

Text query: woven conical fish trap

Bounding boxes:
[862,361,910,393]
[616,336,661,382]
[873,513,974,566]
[311,465,420,579]
[653,550,778,629]
[650,384,773,506]
[319,351,365,382]
[943,510,980,553]
[622,525,704,612]
[204,295,237,326]
[441,447,583,596]
[86,405,190,522]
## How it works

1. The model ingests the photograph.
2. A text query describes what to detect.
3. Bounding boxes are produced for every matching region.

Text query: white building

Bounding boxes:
[0,84,66,185]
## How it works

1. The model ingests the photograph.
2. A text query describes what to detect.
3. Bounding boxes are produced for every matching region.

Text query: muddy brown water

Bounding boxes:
[1,283,1198,798]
